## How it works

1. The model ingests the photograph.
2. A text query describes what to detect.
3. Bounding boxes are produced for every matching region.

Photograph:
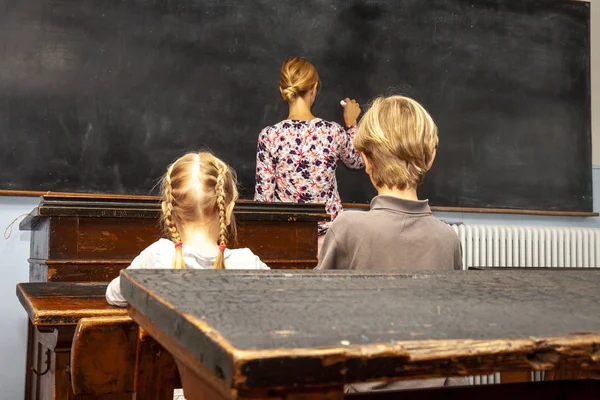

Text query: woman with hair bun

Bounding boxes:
[254,57,364,252]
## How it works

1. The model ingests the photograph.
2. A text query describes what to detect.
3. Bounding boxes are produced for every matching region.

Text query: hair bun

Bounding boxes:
[279,57,320,104]
[281,86,299,102]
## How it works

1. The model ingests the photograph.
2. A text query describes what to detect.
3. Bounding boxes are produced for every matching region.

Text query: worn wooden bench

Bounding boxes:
[121,269,600,399]
[17,283,127,399]
[71,316,179,399]
[17,282,179,400]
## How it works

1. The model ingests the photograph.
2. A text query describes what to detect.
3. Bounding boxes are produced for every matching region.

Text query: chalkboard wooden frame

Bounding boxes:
[3,190,597,217]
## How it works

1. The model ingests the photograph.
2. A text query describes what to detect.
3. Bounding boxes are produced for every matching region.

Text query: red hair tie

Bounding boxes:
[175,241,183,248]
[219,244,227,253]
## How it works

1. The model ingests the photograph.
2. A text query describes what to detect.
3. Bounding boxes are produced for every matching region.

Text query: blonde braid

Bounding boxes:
[216,168,228,246]
[213,166,228,270]
[162,164,185,269]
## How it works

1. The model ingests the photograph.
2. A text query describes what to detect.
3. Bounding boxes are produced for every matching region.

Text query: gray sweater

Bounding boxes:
[316,195,468,391]
[317,196,462,272]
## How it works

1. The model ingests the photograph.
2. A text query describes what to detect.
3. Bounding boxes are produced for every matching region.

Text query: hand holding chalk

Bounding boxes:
[341,98,361,127]
[341,99,359,107]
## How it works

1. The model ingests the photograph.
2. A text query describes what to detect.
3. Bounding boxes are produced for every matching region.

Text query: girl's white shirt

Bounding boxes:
[106,238,270,307]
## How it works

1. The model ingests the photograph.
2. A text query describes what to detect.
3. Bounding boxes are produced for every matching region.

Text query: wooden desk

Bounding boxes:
[17,282,183,400]
[17,283,127,399]
[20,193,328,282]
[121,270,600,399]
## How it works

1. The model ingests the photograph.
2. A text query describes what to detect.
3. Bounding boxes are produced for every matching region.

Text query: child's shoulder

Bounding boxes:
[426,217,461,245]
[226,248,269,270]
[129,239,175,269]
[148,238,176,254]
[428,216,458,234]
[330,210,370,231]
[227,247,255,257]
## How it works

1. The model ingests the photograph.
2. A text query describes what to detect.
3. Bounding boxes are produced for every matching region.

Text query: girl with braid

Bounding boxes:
[106,152,269,308]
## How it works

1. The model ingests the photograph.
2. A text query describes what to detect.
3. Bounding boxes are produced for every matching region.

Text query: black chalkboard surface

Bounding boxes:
[0,0,591,212]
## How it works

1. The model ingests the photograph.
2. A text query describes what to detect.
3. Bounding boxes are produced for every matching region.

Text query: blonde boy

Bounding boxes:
[316,96,467,392]
[317,95,462,272]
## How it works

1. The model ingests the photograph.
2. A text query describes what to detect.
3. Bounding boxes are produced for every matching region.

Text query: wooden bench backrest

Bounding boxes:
[71,316,138,395]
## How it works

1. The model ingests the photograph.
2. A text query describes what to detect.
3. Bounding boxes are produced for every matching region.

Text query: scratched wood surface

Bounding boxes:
[17,283,127,326]
[121,270,600,390]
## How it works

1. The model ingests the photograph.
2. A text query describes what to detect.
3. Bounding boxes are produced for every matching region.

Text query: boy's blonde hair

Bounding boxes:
[354,95,439,190]
[160,152,239,270]
[279,57,320,103]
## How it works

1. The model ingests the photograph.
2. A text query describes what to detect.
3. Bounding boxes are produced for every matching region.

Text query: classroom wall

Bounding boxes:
[0,197,39,400]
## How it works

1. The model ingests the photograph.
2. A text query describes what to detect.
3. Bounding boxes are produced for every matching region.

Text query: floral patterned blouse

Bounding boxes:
[254,118,364,233]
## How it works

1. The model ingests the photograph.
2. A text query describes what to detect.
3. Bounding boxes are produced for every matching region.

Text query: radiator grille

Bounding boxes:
[452,225,600,269]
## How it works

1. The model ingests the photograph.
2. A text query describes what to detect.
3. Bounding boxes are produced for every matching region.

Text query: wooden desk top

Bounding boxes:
[121,269,600,390]
[19,194,328,229]
[17,283,127,326]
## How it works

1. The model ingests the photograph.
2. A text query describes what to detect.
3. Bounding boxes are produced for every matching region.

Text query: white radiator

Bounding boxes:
[450,224,600,385]
[452,225,600,269]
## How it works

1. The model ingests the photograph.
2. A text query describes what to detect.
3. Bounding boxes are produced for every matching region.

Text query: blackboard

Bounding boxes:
[0,0,591,212]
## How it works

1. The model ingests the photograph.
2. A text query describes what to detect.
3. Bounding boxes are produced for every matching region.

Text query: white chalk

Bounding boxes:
[340,100,347,107]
